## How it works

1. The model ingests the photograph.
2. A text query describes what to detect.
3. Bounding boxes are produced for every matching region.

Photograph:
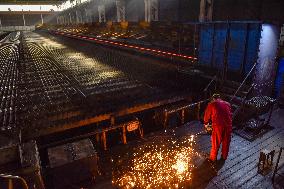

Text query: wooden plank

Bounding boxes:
[210,129,284,188]
[190,135,249,188]
[205,129,280,186]
[226,132,284,188]
[218,128,282,171]
[213,129,284,183]
[241,149,284,188]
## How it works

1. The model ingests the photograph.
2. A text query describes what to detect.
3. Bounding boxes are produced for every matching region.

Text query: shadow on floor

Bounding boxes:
[190,159,225,189]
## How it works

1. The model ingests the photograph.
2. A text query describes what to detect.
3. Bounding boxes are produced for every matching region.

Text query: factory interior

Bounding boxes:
[0,0,284,188]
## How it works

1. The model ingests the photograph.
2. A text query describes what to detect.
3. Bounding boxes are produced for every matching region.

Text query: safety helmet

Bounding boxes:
[211,93,221,100]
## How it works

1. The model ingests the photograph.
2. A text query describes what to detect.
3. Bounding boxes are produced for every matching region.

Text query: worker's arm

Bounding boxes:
[203,103,213,126]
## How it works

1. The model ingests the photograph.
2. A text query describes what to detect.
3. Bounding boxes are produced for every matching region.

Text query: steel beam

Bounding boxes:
[116,0,125,22]
[0,11,57,15]
[0,0,64,5]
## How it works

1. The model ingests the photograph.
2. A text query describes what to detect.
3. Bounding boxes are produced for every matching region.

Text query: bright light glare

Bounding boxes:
[0,5,59,12]
[0,0,90,12]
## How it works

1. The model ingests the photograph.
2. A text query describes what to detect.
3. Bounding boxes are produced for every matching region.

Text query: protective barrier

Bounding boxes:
[198,22,261,75]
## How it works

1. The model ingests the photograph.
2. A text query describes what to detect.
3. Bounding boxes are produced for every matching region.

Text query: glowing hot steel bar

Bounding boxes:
[53,31,197,62]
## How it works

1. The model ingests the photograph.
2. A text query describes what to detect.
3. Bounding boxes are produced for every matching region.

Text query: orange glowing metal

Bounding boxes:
[55,31,197,61]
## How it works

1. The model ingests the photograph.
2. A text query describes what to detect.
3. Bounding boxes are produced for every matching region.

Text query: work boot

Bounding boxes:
[219,157,226,162]
[206,158,217,169]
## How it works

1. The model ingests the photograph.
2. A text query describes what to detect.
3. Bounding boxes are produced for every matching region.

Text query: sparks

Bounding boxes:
[112,135,199,188]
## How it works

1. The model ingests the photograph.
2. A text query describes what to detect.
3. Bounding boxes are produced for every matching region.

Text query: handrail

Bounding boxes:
[165,99,209,114]
[232,84,255,120]
[0,173,29,189]
[163,99,210,128]
[230,63,257,102]
[203,75,217,92]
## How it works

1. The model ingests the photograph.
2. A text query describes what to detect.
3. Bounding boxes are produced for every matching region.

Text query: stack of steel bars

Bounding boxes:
[0,32,20,131]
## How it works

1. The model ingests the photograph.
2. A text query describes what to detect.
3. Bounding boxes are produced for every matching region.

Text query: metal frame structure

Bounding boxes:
[0,174,29,189]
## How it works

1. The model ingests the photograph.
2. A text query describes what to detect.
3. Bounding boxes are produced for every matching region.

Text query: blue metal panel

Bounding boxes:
[227,24,247,72]
[198,22,261,74]
[198,24,214,66]
[212,23,227,69]
[245,23,261,73]
[274,58,284,97]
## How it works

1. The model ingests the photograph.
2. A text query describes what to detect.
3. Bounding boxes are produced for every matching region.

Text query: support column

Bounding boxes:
[98,5,106,23]
[84,8,88,23]
[199,0,214,22]
[144,0,158,22]
[144,0,149,22]
[147,0,151,22]
[80,11,83,23]
[41,14,44,25]
[116,0,126,22]
[150,0,158,21]
[76,10,79,24]
[22,13,26,26]
[207,0,214,21]
[199,0,205,22]
[89,11,92,23]
[69,13,72,25]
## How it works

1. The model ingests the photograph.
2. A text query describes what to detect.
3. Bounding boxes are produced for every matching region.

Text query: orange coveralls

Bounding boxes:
[204,99,232,160]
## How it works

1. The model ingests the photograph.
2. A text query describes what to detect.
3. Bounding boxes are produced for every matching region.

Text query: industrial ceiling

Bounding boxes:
[0,0,65,5]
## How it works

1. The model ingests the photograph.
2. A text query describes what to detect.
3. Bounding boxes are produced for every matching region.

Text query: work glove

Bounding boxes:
[204,123,212,134]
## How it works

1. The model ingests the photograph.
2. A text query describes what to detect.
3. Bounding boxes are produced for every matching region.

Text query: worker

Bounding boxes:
[204,93,232,162]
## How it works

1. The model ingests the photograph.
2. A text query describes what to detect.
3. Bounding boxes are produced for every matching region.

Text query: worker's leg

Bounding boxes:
[221,128,232,160]
[210,127,222,161]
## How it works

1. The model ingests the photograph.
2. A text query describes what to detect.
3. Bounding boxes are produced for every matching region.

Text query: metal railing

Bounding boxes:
[163,99,209,128]
[0,173,29,189]
[230,63,257,102]
[203,75,217,99]
[232,84,255,120]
